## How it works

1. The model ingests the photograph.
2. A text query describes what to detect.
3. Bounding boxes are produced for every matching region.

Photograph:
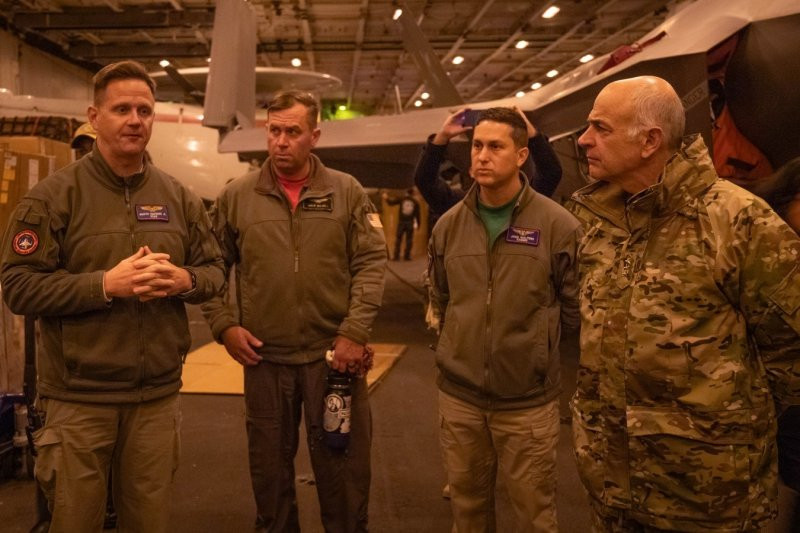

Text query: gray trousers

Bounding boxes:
[244,358,371,533]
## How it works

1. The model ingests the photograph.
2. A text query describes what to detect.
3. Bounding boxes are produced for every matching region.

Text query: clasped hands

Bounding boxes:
[103,245,192,302]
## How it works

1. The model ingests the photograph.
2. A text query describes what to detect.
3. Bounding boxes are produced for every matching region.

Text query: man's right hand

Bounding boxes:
[432,108,473,145]
[221,326,264,366]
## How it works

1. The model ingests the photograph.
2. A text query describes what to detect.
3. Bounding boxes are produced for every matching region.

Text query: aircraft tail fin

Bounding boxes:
[203,0,256,130]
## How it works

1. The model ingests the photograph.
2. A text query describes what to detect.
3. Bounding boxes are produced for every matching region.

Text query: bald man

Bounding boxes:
[567,76,800,531]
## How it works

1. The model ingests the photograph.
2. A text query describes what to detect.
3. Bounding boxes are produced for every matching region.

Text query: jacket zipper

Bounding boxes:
[124,183,145,396]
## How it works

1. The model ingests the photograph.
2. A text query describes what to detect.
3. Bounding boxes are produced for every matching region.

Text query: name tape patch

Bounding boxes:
[302,197,333,212]
[506,226,540,246]
[12,229,39,255]
[136,204,169,221]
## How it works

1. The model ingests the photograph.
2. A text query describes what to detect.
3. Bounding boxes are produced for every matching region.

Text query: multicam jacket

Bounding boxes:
[567,134,800,531]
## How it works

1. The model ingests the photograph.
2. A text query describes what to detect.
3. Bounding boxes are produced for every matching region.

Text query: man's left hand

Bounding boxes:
[331,336,366,374]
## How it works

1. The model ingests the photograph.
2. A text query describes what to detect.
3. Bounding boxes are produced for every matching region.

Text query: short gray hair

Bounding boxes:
[627,80,685,150]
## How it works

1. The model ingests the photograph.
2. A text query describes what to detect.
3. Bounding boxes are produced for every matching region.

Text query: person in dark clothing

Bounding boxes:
[385,188,421,260]
[414,107,563,216]
[747,157,800,533]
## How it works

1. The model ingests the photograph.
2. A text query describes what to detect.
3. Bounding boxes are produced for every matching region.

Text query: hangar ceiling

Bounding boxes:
[0,0,689,115]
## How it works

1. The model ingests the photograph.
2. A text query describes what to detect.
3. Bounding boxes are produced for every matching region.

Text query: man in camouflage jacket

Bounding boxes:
[568,76,800,531]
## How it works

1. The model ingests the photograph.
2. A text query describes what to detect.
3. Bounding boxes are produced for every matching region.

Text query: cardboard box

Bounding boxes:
[0,135,74,172]
[0,149,53,236]
[0,296,25,395]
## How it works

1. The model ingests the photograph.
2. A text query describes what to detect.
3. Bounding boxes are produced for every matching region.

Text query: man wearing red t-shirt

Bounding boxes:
[202,90,387,532]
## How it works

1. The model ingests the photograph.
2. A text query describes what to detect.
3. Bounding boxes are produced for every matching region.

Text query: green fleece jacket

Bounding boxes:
[428,179,581,410]
[202,154,387,364]
[1,146,225,403]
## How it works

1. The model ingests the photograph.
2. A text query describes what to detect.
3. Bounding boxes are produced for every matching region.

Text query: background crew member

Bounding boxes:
[428,107,580,532]
[569,76,800,532]
[414,106,562,219]
[202,90,387,533]
[384,188,420,260]
[70,122,97,159]
[747,157,800,533]
[0,60,225,533]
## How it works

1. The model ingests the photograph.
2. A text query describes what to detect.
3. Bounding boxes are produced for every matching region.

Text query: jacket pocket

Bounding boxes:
[61,308,139,386]
[626,406,752,522]
[33,425,62,508]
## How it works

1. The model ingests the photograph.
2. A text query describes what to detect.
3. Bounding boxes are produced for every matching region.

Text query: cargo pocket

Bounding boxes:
[626,406,751,522]
[33,425,63,509]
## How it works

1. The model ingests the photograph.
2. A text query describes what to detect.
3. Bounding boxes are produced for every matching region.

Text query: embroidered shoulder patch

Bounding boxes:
[136,204,169,221]
[12,229,39,255]
[506,226,540,246]
[302,197,333,212]
[367,213,383,229]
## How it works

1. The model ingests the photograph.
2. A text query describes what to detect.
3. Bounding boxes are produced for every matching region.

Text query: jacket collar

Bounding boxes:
[463,172,534,216]
[570,134,716,229]
[255,153,335,199]
[85,144,149,191]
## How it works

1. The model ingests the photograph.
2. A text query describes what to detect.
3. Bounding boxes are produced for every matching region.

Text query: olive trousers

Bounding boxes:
[33,393,180,533]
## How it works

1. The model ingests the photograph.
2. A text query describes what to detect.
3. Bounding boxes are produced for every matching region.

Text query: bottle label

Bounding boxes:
[323,392,351,433]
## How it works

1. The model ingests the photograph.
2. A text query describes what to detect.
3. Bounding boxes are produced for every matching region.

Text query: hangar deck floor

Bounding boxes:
[0,257,592,532]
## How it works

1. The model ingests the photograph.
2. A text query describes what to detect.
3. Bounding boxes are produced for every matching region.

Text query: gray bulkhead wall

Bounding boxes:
[0,30,92,100]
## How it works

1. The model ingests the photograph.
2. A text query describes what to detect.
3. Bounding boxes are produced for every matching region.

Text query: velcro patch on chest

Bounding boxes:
[136,204,169,221]
[505,226,540,246]
[302,197,333,212]
[12,229,39,255]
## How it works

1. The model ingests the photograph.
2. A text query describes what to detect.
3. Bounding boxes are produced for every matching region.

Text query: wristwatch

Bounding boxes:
[178,268,197,298]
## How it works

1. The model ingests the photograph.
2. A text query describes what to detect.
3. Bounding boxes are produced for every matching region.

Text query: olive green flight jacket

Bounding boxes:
[428,179,581,410]
[202,155,387,364]
[0,147,225,404]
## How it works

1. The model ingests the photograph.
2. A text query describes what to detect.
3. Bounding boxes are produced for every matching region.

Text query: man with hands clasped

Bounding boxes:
[0,60,225,533]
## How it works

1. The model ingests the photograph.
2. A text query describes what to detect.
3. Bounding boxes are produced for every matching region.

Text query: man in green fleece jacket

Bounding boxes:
[202,90,387,532]
[0,61,225,533]
[428,107,581,532]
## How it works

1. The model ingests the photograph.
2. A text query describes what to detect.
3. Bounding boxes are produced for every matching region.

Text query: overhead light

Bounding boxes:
[338,105,347,111]
[546,69,558,78]
[159,59,170,68]
[530,82,542,90]
[414,100,423,107]
[580,54,594,63]
[515,91,525,98]
[515,40,529,49]
[291,57,302,67]
[452,55,464,65]
[542,5,560,19]
[420,92,430,100]
[392,8,402,20]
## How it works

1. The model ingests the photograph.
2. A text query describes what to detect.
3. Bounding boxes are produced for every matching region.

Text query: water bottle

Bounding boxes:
[323,369,352,450]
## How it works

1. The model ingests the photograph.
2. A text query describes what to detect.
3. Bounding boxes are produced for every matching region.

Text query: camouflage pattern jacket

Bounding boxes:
[567,134,800,531]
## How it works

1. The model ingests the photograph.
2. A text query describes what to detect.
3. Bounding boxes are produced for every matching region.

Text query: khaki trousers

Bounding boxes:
[33,393,180,533]
[438,391,560,533]
[245,359,371,533]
